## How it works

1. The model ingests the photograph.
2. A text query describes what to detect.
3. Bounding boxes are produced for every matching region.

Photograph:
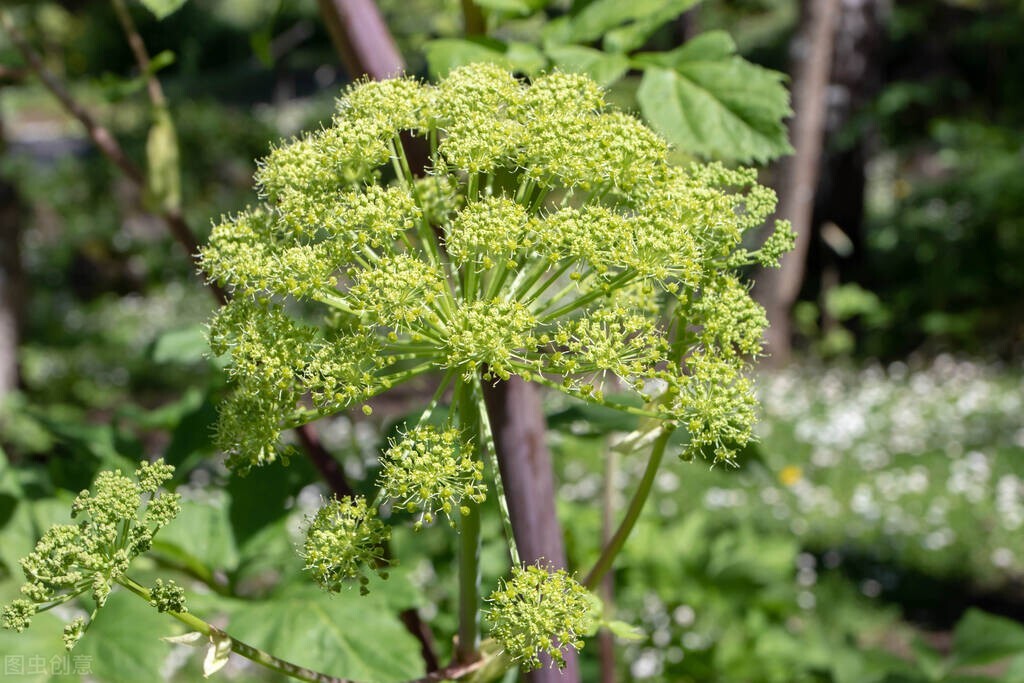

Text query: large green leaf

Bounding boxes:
[225,586,425,682]
[950,608,1024,669]
[77,590,179,683]
[635,31,792,163]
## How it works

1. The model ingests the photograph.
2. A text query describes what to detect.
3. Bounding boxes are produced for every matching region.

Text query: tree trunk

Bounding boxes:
[317,0,404,80]
[754,0,842,365]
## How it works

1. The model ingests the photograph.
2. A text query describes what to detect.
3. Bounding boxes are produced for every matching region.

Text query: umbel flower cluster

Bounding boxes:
[202,62,792,472]
[201,63,792,669]
[0,460,181,650]
[487,565,597,670]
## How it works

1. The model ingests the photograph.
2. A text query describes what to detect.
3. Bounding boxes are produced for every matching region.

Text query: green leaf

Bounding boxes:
[77,590,179,683]
[145,105,182,213]
[633,30,735,67]
[226,586,425,682]
[635,32,792,163]
[604,0,704,53]
[0,497,73,576]
[909,634,948,681]
[545,44,630,87]
[162,393,218,470]
[606,619,645,641]
[119,387,204,431]
[0,606,81,682]
[1004,653,1024,683]
[137,0,189,20]
[149,324,208,365]
[425,38,546,79]
[950,609,1024,669]
[145,50,176,76]
[545,0,702,49]
[157,495,240,573]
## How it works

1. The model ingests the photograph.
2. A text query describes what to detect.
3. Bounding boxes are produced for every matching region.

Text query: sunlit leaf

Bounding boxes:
[226,586,425,682]
[635,31,792,163]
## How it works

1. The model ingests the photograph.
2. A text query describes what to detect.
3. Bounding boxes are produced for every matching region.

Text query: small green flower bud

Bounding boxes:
[1,599,36,633]
[63,617,87,651]
[150,579,188,614]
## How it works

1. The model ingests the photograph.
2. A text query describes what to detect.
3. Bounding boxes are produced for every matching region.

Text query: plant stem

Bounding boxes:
[583,426,672,590]
[598,444,618,683]
[473,375,520,567]
[109,0,166,107]
[454,380,482,663]
[117,575,348,683]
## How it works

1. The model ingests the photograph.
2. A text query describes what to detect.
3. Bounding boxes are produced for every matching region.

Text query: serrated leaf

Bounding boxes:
[425,38,545,80]
[545,44,629,87]
[137,0,189,20]
[635,33,792,163]
[225,586,425,682]
[950,608,1024,669]
[77,590,179,683]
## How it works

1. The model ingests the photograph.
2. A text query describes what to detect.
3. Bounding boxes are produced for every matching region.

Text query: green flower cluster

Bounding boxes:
[201,63,792,469]
[301,496,390,595]
[0,460,180,649]
[487,565,596,670]
[378,425,486,529]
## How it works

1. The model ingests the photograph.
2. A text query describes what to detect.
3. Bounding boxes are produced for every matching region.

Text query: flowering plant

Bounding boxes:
[3,64,790,680]
[200,62,792,671]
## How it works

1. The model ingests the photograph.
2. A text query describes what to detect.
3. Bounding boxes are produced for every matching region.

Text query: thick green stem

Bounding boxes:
[583,426,673,590]
[117,576,346,683]
[454,380,482,663]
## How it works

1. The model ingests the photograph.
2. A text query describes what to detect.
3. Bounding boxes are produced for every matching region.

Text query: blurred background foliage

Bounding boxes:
[0,0,1023,682]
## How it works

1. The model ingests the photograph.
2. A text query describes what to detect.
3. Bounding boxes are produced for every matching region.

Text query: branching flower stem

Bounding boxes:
[473,375,520,567]
[119,574,484,683]
[118,575,345,683]
[583,426,673,590]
